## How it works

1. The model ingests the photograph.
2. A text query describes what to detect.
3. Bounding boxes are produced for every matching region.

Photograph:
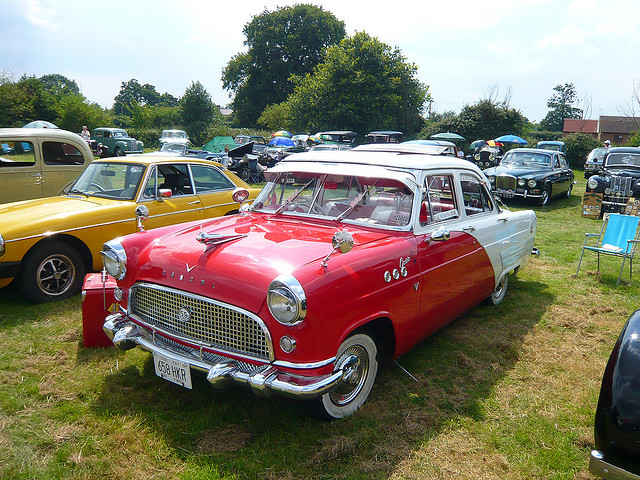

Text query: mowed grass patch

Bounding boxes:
[1,173,638,479]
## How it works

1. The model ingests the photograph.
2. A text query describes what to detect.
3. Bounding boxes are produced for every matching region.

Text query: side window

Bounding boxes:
[0,141,36,167]
[143,166,157,199]
[559,154,568,169]
[553,155,560,168]
[95,131,103,138]
[42,141,85,165]
[460,174,493,216]
[420,174,459,226]
[190,164,235,192]
[157,164,193,196]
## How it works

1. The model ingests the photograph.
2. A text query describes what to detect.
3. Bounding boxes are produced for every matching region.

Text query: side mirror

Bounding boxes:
[157,188,172,201]
[135,204,149,231]
[232,187,250,204]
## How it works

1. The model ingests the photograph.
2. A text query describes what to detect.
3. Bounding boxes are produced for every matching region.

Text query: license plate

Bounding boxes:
[153,352,192,389]
[497,189,514,198]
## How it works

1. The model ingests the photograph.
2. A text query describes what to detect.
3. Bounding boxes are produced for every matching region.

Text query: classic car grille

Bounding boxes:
[129,283,272,361]
[607,176,633,199]
[495,174,517,191]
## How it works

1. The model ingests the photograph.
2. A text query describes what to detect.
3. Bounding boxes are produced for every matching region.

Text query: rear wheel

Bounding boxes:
[485,274,508,306]
[238,165,250,182]
[307,333,378,420]
[18,242,85,303]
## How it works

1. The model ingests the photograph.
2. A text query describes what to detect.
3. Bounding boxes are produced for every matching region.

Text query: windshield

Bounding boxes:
[502,151,552,168]
[605,152,640,168]
[587,148,607,161]
[66,162,145,199]
[251,172,414,228]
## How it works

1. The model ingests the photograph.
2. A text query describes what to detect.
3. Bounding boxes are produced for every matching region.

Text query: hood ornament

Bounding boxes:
[196,232,246,248]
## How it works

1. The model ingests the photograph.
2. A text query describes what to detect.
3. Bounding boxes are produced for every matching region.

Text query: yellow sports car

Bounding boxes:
[0,155,260,303]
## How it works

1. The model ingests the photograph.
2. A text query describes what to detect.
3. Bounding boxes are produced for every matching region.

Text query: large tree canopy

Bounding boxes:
[540,83,582,131]
[222,4,345,126]
[113,79,178,117]
[267,32,429,136]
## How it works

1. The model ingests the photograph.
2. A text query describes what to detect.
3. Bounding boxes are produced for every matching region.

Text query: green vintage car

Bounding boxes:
[92,127,144,157]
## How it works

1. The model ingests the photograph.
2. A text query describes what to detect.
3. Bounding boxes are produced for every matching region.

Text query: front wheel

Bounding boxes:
[114,147,124,157]
[238,165,250,182]
[17,242,85,303]
[307,333,378,420]
[485,273,508,306]
[537,185,551,206]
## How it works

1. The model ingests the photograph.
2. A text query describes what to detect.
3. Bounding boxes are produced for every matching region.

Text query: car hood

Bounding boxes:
[132,215,394,312]
[0,195,131,233]
[604,167,640,178]
[485,163,551,178]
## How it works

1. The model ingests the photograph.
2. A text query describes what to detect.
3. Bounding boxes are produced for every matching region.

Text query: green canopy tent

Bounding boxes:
[202,136,237,153]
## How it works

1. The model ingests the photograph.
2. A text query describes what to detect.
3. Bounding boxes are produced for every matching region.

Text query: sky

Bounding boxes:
[2,0,640,123]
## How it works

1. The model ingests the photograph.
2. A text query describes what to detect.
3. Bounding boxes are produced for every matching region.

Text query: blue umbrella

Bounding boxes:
[269,136,295,147]
[494,134,527,145]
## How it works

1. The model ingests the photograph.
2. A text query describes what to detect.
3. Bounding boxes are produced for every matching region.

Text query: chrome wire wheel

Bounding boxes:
[36,253,76,296]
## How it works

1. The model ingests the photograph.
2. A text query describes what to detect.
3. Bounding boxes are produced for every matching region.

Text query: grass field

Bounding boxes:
[1,175,638,479]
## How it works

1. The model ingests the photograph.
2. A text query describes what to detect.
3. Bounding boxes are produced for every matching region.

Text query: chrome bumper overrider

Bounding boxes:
[103,314,357,399]
[589,450,640,480]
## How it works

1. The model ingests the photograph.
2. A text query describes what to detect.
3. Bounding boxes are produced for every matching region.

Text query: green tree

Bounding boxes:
[419,99,528,144]
[540,83,582,132]
[55,94,113,132]
[39,74,80,98]
[273,32,428,136]
[0,74,57,127]
[563,132,599,169]
[179,81,219,145]
[222,4,345,126]
[113,79,178,117]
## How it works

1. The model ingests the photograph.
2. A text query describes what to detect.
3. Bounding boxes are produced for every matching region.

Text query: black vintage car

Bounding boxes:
[483,148,575,206]
[586,147,640,214]
[590,309,640,479]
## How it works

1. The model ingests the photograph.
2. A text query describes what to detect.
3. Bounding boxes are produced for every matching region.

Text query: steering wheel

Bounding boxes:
[89,182,105,192]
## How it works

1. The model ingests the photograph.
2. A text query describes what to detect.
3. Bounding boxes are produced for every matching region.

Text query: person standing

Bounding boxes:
[81,126,90,141]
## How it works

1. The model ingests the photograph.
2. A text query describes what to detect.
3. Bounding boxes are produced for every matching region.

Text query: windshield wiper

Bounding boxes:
[336,181,379,221]
[274,177,319,215]
[65,189,89,197]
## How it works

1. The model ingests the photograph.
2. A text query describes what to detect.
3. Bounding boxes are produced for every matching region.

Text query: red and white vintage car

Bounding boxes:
[100,146,537,419]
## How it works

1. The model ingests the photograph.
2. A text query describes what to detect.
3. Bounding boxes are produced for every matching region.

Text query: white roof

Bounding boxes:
[280,148,484,174]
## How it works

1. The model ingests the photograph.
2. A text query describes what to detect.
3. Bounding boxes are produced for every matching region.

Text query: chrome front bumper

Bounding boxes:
[590,450,640,480]
[103,314,356,400]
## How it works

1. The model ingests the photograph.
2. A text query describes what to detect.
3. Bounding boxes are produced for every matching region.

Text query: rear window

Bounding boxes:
[0,141,36,166]
[42,141,85,165]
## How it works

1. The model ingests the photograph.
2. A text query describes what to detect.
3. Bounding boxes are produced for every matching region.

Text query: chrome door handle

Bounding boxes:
[188,200,201,205]
[463,226,476,233]
[498,217,508,222]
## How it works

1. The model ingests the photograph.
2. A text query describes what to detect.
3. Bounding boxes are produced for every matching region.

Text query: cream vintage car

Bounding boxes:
[0,155,260,303]
[0,128,95,204]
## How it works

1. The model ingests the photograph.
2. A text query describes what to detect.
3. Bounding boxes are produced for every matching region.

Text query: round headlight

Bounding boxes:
[489,176,495,183]
[267,274,307,325]
[605,188,611,194]
[517,179,526,187]
[527,179,537,188]
[489,154,495,161]
[101,240,127,280]
[587,177,599,190]
[474,154,480,161]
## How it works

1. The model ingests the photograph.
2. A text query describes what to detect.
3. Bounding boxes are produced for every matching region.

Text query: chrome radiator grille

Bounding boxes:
[608,176,633,198]
[496,175,517,191]
[129,283,272,361]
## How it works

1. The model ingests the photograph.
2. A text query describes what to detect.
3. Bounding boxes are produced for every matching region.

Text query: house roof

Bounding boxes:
[598,115,640,134]
[563,119,598,134]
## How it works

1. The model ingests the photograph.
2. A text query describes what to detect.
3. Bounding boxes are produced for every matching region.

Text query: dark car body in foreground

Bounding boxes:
[586,147,640,215]
[483,148,575,205]
[590,309,640,480]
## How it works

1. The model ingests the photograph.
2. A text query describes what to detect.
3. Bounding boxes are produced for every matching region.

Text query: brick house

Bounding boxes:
[598,115,640,145]
[563,119,598,137]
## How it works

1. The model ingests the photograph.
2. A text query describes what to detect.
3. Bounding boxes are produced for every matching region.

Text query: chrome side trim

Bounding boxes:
[589,450,640,480]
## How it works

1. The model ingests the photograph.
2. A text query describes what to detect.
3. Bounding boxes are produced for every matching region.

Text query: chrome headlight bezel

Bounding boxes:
[0,233,4,257]
[517,178,526,187]
[101,240,127,280]
[267,274,307,325]
[527,179,537,188]
[587,177,600,190]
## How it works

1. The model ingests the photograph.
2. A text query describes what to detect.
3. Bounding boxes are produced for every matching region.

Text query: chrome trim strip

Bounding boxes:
[272,357,336,369]
[589,450,640,480]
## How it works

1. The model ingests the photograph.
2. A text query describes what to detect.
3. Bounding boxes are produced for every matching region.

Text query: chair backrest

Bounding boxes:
[601,214,640,250]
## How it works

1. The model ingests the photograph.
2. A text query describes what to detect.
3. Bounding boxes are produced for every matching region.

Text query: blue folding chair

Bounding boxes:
[576,213,640,285]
